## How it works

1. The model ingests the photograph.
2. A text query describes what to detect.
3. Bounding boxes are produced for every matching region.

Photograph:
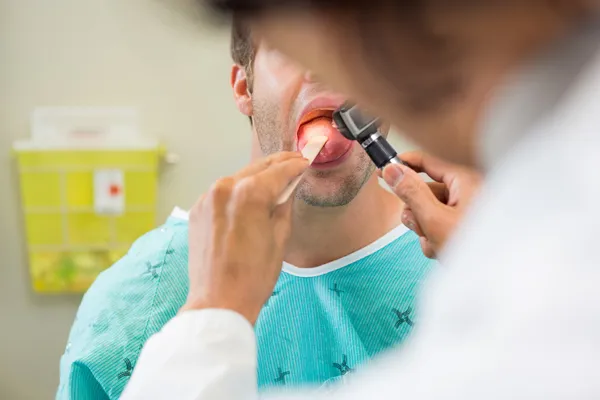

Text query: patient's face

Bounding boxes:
[237,42,384,208]
[245,6,570,167]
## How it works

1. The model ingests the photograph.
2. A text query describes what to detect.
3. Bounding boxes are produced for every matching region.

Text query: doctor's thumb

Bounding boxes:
[382,163,440,222]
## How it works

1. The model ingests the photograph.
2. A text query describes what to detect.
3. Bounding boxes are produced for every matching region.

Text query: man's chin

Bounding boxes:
[295,184,361,208]
[297,194,355,208]
[296,158,374,207]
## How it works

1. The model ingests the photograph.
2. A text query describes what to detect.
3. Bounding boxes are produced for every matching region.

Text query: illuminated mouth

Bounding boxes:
[298,108,335,128]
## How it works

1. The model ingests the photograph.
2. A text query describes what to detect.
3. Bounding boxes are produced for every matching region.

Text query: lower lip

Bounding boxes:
[310,145,354,170]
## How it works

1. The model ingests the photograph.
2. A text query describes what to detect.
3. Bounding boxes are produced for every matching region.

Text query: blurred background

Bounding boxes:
[0,0,414,398]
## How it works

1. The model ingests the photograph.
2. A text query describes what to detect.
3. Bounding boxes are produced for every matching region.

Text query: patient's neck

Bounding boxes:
[285,176,404,268]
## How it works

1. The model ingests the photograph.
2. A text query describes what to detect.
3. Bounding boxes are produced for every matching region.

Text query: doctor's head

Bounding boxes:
[229,18,387,207]
[209,0,595,167]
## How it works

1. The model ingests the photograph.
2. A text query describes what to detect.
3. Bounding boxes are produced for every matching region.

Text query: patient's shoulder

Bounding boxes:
[78,218,190,312]
[57,219,190,399]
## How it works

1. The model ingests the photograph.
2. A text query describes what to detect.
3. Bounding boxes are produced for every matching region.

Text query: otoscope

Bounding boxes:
[333,102,406,169]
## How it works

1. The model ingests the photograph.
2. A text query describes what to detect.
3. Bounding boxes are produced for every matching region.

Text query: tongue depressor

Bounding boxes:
[276,135,328,205]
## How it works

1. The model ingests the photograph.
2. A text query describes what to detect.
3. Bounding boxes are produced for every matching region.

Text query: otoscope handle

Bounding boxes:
[333,103,407,169]
[360,132,407,169]
[388,157,405,166]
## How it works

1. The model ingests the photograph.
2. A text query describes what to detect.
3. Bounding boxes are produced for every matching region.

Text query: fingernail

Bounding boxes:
[384,164,404,187]
[401,211,409,223]
[401,212,414,230]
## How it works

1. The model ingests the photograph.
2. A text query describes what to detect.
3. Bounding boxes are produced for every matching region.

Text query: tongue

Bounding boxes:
[297,118,353,164]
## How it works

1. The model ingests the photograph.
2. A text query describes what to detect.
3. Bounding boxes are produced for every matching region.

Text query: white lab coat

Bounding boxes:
[122,19,600,400]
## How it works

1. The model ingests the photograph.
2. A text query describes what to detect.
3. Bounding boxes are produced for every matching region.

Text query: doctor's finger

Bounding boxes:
[427,182,449,204]
[399,151,455,184]
[402,208,425,237]
[234,158,309,209]
[420,237,437,259]
[382,163,442,219]
[232,152,303,182]
[254,157,309,200]
[273,198,295,249]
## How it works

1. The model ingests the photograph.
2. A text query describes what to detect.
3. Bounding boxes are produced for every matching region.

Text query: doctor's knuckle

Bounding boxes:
[268,151,293,163]
[189,205,202,222]
[208,178,234,201]
[265,153,280,165]
[233,178,262,204]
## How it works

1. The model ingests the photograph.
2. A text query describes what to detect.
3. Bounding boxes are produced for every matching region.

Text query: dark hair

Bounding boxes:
[230,16,254,78]
[230,16,255,124]
[202,0,420,20]
[205,0,590,116]
[205,0,343,16]
[209,1,461,114]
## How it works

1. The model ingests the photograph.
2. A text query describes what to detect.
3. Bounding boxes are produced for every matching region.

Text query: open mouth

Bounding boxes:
[296,105,354,167]
[311,144,353,167]
[298,109,335,129]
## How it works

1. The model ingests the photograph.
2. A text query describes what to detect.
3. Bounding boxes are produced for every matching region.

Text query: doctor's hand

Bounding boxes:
[181,152,309,324]
[381,151,482,259]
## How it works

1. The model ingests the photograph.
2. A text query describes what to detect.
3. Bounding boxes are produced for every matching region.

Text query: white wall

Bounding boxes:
[0,1,416,398]
[0,1,251,398]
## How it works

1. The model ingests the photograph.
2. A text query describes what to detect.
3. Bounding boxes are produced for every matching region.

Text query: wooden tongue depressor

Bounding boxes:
[276,135,328,205]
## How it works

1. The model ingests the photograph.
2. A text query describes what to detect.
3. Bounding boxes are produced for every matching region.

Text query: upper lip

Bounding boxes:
[296,96,346,131]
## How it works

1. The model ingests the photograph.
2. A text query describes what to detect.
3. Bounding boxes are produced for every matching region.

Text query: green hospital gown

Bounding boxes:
[56,212,434,399]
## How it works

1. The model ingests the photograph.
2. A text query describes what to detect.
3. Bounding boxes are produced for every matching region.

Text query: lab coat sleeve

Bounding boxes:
[120,309,259,400]
[120,309,401,400]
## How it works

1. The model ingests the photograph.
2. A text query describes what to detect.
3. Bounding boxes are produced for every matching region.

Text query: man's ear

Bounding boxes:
[231,64,253,117]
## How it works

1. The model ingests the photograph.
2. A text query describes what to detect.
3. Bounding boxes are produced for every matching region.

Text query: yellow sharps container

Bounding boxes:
[13,139,165,293]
